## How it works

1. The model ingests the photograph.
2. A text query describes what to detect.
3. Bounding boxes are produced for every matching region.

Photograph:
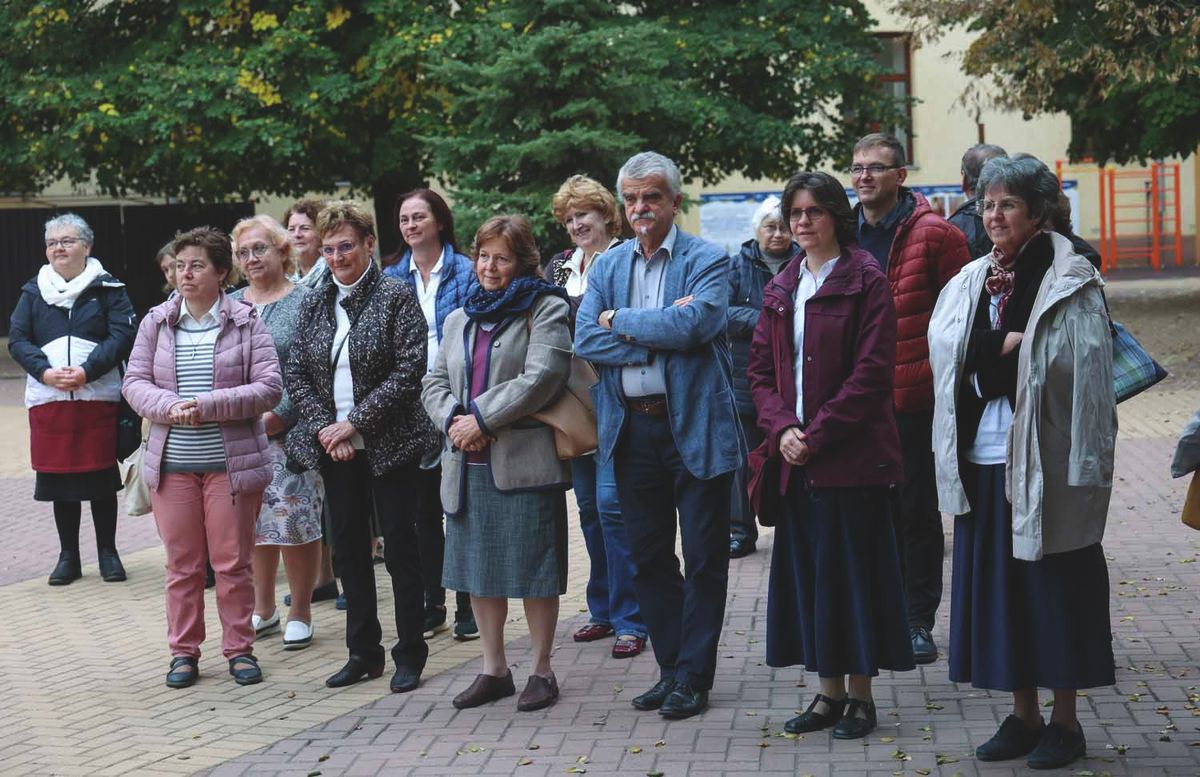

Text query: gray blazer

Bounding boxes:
[421,294,573,515]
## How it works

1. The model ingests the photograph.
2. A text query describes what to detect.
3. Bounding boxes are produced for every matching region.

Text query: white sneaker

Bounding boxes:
[282,620,313,650]
[252,610,280,637]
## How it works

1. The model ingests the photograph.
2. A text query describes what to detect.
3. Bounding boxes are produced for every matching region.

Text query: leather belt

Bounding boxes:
[626,395,668,416]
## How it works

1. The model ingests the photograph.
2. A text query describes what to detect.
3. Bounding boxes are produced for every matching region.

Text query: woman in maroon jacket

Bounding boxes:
[747,171,913,740]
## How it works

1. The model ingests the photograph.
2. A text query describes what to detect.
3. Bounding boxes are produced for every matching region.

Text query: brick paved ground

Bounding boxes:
[0,330,1198,775]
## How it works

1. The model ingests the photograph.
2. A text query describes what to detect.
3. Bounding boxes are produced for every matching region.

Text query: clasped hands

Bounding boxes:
[448,413,489,453]
[41,366,86,392]
[779,426,811,466]
[318,420,357,461]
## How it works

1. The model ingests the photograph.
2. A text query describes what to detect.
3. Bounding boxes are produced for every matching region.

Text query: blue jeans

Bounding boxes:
[571,454,646,639]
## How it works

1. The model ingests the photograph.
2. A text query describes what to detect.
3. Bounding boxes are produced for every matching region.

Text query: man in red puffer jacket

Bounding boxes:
[850,133,971,667]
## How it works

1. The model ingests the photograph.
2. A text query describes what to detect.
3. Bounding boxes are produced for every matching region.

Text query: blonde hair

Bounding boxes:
[231,214,296,276]
[551,175,621,237]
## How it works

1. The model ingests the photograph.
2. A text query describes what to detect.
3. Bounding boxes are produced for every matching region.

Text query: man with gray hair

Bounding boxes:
[577,151,745,720]
[949,143,1008,259]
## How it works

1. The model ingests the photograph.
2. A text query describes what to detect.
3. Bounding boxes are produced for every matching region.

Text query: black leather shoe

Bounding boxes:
[325,655,385,688]
[631,678,676,711]
[831,698,877,739]
[165,656,199,688]
[98,548,127,582]
[284,580,339,607]
[911,626,937,664]
[390,666,422,693]
[729,536,756,559]
[48,552,82,586]
[228,654,263,685]
[977,715,1045,761]
[659,684,708,719]
[1026,722,1086,770]
[204,563,216,589]
[785,693,847,734]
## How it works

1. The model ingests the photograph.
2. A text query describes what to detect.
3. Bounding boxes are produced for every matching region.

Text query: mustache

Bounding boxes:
[631,213,656,222]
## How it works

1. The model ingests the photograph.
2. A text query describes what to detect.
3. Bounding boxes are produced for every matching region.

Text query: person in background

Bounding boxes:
[9,213,136,586]
[157,240,178,294]
[229,215,325,650]
[381,188,479,642]
[545,174,646,659]
[948,143,1008,260]
[123,226,282,688]
[727,195,800,558]
[928,155,1116,770]
[850,133,971,666]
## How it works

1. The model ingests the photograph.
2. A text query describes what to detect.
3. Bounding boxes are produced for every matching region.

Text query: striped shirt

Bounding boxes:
[162,299,226,473]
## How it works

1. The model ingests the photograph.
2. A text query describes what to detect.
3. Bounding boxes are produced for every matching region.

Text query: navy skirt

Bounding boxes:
[766,480,915,677]
[949,463,1115,691]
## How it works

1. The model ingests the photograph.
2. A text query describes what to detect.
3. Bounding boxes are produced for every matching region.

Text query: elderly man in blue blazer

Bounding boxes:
[576,151,745,719]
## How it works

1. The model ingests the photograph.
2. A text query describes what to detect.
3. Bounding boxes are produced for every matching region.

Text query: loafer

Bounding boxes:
[831,698,877,739]
[785,693,847,734]
[1026,721,1086,770]
[284,580,340,607]
[659,684,708,719]
[453,671,516,709]
[976,714,1044,761]
[729,536,756,559]
[165,656,199,688]
[631,678,676,711]
[454,610,480,641]
[204,563,216,589]
[390,666,422,694]
[48,552,82,586]
[423,606,448,639]
[611,636,645,659]
[228,654,263,685]
[282,620,313,650]
[517,673,559,711]
[98,548,127,582]
[252,610,280,637]
[325,655,385,688]
[573,623,614,642]
[911,626,938,664]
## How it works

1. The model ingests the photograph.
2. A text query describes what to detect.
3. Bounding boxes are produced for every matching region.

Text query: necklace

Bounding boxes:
[177,323,218,360]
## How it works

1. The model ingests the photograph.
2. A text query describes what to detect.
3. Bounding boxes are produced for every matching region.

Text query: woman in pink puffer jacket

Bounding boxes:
[122,226,281,690]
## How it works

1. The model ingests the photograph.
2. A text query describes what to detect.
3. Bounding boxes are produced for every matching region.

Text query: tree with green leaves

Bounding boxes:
[892,0,1200,164]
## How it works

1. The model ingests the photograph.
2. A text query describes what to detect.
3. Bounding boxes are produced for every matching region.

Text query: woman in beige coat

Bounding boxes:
[928,155,1116,771]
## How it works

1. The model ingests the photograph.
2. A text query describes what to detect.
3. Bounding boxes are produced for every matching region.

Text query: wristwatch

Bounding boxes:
[601,309,616,327]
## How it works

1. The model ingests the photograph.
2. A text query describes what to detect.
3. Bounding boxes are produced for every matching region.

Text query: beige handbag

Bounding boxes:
[1183,472,1200,531]
[525,315,599,459]
[121,442,153,517]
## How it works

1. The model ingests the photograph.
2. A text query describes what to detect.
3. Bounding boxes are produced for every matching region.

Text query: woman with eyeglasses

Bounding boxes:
[285,201,440,693]
[9,213,137,586]
[228,215,324,650]
[747,172,912,740]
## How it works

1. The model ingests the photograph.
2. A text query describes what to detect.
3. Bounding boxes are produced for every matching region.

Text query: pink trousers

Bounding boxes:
[152,472,261,660]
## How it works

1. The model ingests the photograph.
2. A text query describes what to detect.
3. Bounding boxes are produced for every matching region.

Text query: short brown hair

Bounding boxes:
[853,132,906,168]
[472,215,541,278]
[316,200,376,242]
[173,226,235,286]
[551,175,621,237]
[282,198,324,228]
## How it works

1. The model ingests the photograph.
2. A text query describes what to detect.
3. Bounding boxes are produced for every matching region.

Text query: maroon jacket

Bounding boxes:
[746,245,902,500]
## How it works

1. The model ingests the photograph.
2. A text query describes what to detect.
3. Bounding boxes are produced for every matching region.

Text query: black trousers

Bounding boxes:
[413,464,471,613]
[895,409,944,631]
[614,412,733,690]
[321,456,428,670]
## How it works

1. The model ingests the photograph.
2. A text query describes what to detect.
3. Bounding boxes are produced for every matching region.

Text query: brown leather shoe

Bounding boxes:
[517,673,559,711]
[611,636,645,659]
[452,671,516,709]
[573,623,614,642]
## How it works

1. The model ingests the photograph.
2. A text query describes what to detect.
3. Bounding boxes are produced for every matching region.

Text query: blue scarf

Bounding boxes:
[463,275,568,323]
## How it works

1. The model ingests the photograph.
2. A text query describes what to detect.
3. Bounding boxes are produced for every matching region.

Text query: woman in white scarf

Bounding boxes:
[8,213,136,585]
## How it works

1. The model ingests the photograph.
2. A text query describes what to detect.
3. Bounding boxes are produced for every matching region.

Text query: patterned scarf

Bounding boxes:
[984,246,1017,322]
[463,275,568,323]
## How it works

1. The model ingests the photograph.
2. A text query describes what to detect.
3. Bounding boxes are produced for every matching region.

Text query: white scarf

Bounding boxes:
[37,257,107,309]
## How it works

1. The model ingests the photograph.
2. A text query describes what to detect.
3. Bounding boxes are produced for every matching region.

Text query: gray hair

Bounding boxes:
[750,195,783,232]
[961,143,1007,196]
[616,151,683,199]
[977,155,1061,228]
[45,213,94,246]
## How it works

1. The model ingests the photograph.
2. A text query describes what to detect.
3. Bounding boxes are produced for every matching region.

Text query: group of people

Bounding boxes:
[10,134,1116,771]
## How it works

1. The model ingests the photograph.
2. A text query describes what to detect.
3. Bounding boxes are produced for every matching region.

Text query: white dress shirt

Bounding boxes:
[792,255,839,423]
[332,268,368,450]
[409,253,444,374]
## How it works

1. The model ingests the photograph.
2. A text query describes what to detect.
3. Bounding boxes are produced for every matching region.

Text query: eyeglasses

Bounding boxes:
[849,164,902,177]
[786,207,829,224]
[45,237,80,249]
[981,197,1026,214]
[320,241,359,259]
[235,242,272,261]
[760,223,790,235]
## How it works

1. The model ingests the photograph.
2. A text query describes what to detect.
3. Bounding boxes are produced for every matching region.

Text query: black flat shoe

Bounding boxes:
[48,552,82,586]
[228,654,263,685]
[390,666,421,693]
[631,678,676,711]
[785,693,847,734]
[284,580,340,607]
[326,655,385,688]
[166,656,199,688]
[659,684,708,719]
[831,698,877,739]
[98,548,127,582]
[729,536,756,559]
[976,714,1045,761]
[910,626,937,664]
[1026,721,1085,770]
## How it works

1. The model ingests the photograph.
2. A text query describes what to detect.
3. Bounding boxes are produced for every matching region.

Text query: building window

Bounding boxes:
[873,33,914,165]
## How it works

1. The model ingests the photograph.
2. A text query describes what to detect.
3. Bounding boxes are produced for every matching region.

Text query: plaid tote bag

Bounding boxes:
[1111,320,1167,403]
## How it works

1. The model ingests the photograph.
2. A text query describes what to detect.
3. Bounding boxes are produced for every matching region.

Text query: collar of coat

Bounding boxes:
[317,262,383,315]
[958,230,1102,316]
[148,290,257,329]
[760,244,876,313]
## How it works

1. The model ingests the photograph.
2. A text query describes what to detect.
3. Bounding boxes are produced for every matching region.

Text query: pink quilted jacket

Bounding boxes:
[122,294,282,496]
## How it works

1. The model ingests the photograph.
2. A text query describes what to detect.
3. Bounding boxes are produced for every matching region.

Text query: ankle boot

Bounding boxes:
[98,548,127,582]
[49,551,82,586]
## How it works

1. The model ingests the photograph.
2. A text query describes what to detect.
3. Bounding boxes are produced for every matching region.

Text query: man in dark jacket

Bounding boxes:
[947,143,1007,260]
[851,133,971,666]
[727,195,800,558]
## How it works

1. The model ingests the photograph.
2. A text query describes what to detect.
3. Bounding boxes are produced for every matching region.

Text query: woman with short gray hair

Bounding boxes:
[928,154,1115,770]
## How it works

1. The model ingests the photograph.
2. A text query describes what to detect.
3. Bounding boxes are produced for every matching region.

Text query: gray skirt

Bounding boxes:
[444,464,568,598]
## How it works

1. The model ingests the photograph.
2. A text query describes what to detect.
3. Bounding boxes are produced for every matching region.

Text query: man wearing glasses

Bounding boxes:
[850,133,970,667]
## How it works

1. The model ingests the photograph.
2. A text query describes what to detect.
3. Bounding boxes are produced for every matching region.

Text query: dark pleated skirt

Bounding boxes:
[34,466,122,502]
[949,463,1115,691]
[766,480,915,677]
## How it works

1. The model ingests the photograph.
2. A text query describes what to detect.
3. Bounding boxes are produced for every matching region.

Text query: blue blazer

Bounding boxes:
[576,229,745,480]
[382,243,476,342]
